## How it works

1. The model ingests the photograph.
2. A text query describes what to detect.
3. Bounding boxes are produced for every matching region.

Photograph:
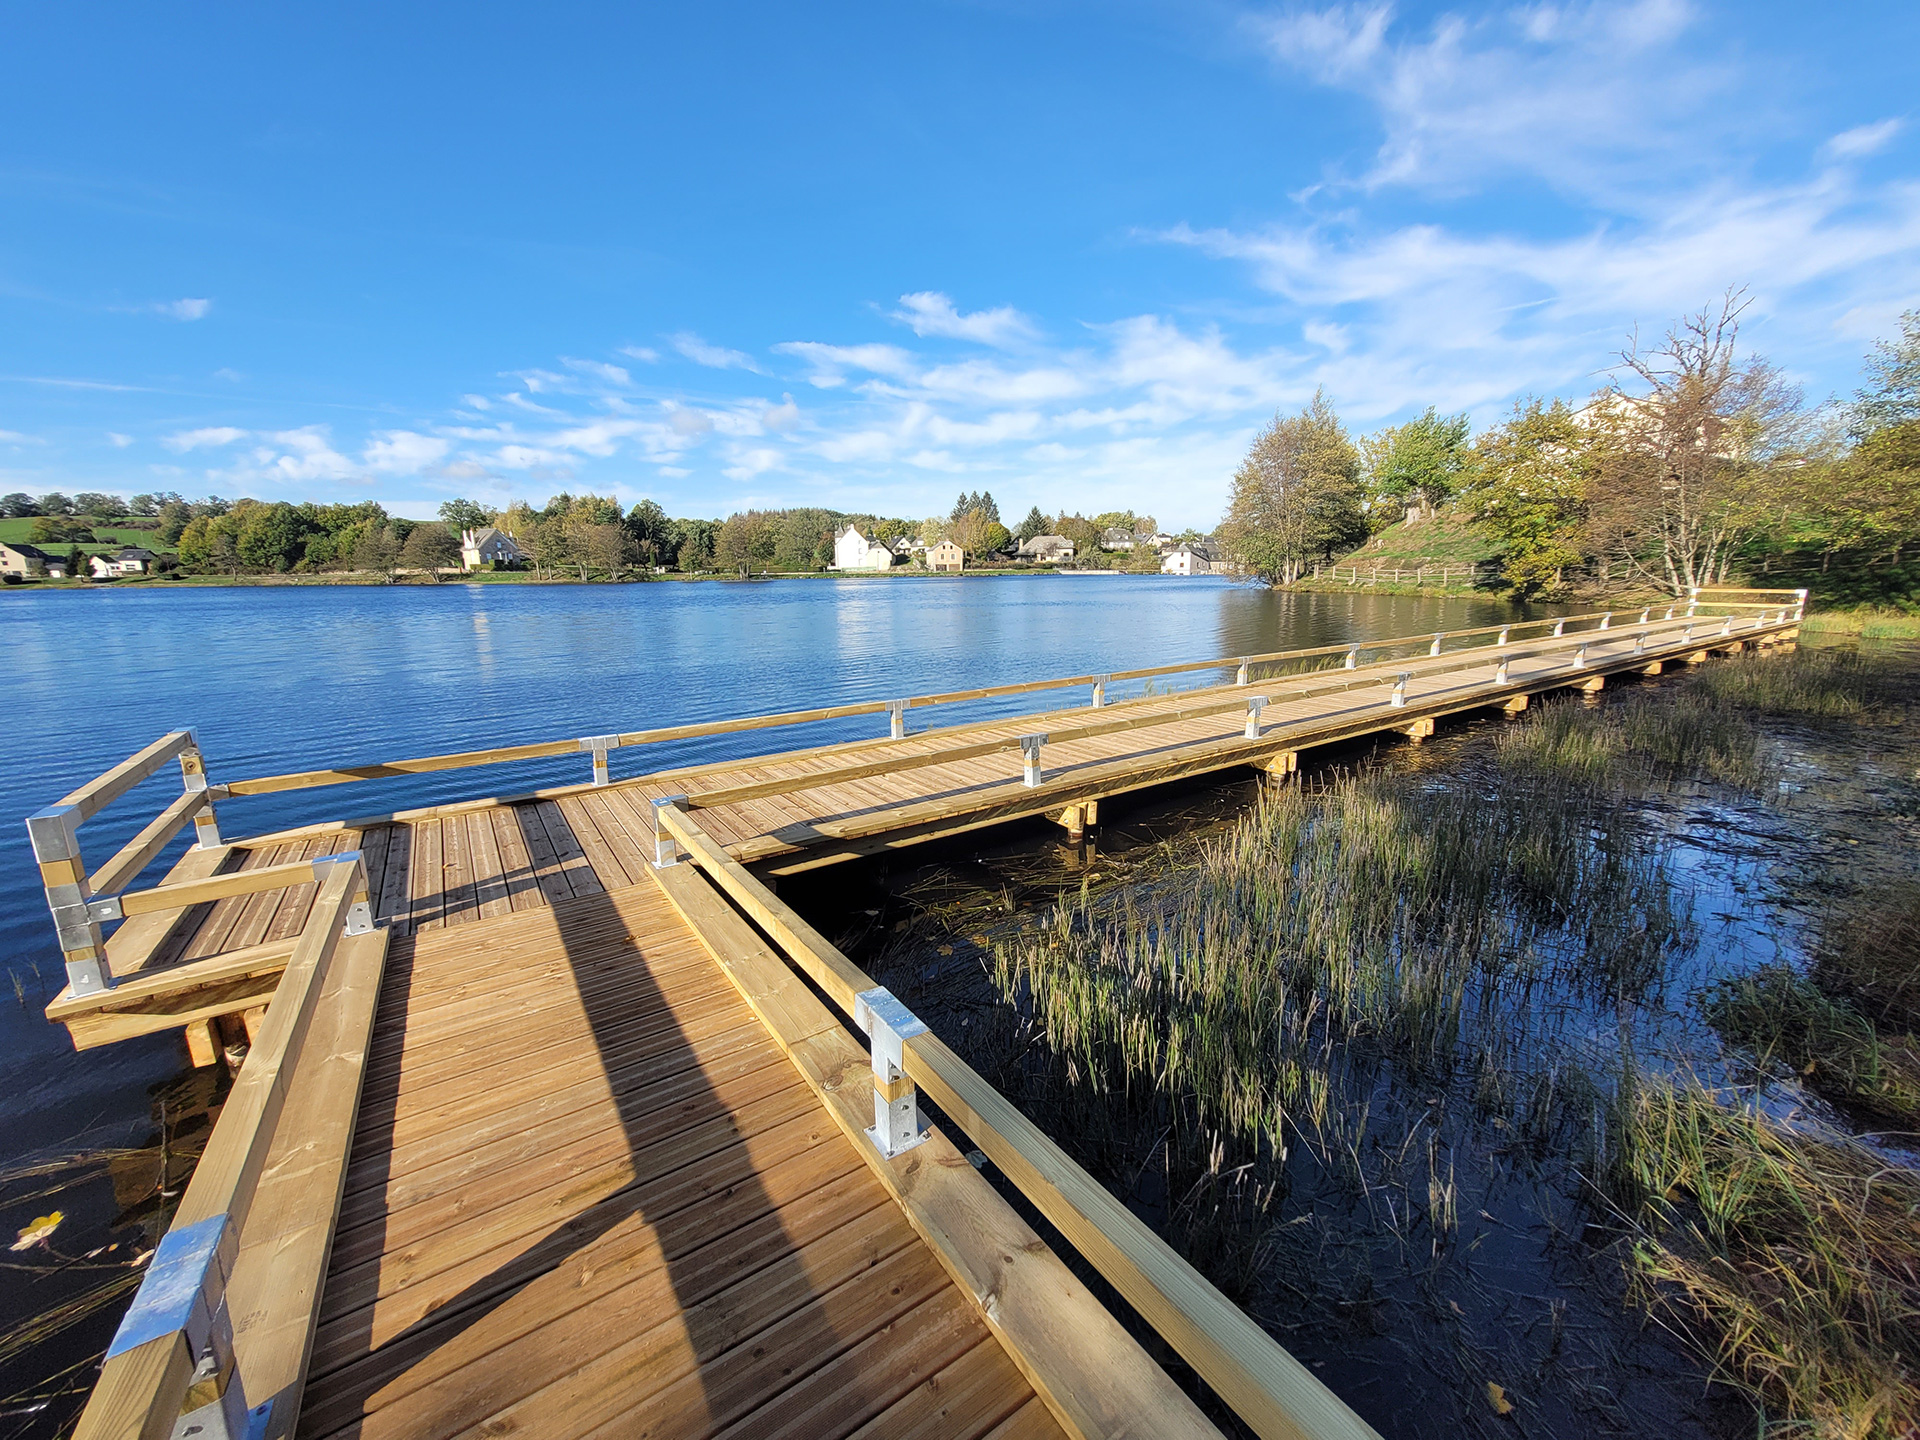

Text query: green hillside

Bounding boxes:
[0,518,176,553]
[1335,510,1500,569]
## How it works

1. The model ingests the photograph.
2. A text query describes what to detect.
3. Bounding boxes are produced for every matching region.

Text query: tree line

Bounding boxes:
[1221,293,1920,600]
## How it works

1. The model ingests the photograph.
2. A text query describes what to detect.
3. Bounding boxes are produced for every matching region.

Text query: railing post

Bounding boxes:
[1572,643,1588,669]
[1389,673,1409,708]
[578,734,620,787]
[1344,644,1361,670]
[103,1213,262,1440]
[650,796,689,868]
[1721,616,1734,636]
[1664,605,1675,620]
[1638,607,1650,624]
[310,852,375,935]
[854,987,930,1159]
[1090,675,1110,708]
[1495,657,1510,685]
[27,804,112,996]
[178,737,221,849]
[1234,658,1251,686]
[1634,631,1648,654]
[1020,734,1046,788]
[1552,619,1565,637]
[1687,585,1699,617]
[1429,633,1443,656]
[1599,612,1611,630]
[1795,588,1808,620]
[886,699,908,739]
[1244,695,1268,738]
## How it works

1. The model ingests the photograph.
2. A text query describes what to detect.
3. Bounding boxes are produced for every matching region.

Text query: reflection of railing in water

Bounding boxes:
[1314,560,1497,586]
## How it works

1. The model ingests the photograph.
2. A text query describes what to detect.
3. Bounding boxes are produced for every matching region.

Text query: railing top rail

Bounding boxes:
[215,606,1652,801]
[55,729,194,824]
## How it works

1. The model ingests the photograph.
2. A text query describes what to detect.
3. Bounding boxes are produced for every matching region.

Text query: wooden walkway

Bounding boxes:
[295,883,1062,1440]
[39,592,1804,1440]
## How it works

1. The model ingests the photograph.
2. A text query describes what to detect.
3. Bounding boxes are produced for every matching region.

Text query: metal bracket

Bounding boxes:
[1389,673,1409,708]
[1244,695,1268,738]
[1634,631,1648,654]
[1599,613,1611,630]
[1343,644,1361,670]
[1090,675,1111,708]
[651,796,689,868]
[311,851,373,933]
[1429,633,1444,656]
[854,987,931,1159]
[26,804,81,864]
[1572,643,1589,669]
[885,699,908,739]
[579,734,621,787]
[1496,625,1511,646]
[1019,734,1046,788]
[1235,658,1251,686]
[1495,657,1510,685]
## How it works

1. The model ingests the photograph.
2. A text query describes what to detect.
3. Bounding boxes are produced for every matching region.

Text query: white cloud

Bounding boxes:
[163,426,248,452]
[363,430,451,475]
[892,292,1039,347]
[157,298,212,321]
[774,341,920,388]
[1254,1,1729,201]
[251,427,358,482]
[563,357,631,386]
[670,332,763,372]
[1825,118,1904,160]
[0,429,39,444]
[619,345,660,363]
[106,432,133,447]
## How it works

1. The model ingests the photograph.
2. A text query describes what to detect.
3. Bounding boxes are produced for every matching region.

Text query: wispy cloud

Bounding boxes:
[163,426,249,452]
[891,292,1039,347]
[670,332,763,372]
[156,297,212,321]
[1825,118,1904,160]
[106,432,133,447]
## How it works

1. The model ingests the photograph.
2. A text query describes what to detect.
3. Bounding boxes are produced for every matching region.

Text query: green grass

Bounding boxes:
[1798,609,1920,639]
[1690,647,1903,720]
[1817,879,1920,1035]
[1496,688,1767,788]
[1332,509,1502,570]
[1704,966,1920,1126]
[0,517,174,553]
[1606,1078,1920,1438]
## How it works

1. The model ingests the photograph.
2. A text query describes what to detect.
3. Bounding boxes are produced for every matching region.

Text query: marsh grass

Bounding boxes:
[1797,610,1920,640]
[1497,689,1767,788]
[1817,879,1920,1036]
[1606,1079,1920,1438]
[1704,967,1920,1126]
[1691,646,1905,721]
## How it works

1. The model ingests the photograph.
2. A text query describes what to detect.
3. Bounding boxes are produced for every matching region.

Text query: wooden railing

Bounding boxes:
[205,599,1795,804]
[69,853,374,1440]
[26,730,225,997]
[655,801,1382,1440]
[1314,561,1494,587]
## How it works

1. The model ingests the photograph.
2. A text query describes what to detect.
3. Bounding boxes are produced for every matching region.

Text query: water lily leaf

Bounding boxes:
[1485,1381,1514,1417]
[12,1211,64,1250]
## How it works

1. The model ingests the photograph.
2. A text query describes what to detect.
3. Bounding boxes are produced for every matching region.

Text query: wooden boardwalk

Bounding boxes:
[33,592,1804,1440]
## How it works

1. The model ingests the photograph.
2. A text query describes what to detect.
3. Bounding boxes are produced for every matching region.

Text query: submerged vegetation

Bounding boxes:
[963,643,1920,1436]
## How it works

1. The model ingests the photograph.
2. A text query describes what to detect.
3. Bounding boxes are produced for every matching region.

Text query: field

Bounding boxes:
[0,518,175,553]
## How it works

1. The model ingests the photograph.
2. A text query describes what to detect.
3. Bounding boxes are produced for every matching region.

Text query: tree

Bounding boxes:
[916,516,946,548]
[401,521,460,578]
[236,502,315,572]
[948,508,1010,558]
[1853,309,1920,438]
[128,493,160,517]
[37,492,74,517]
[2,492,39,518]
[583,523,639,581]
[1586,292,1810,595]
[626,498,670,565]
[1014,506,1048,543]
[352,523,400,580]
[1360,408,1471,521]
[1460,398,1591,598]
[73,492,122,519]
[1220,391,1367,586]
[439,498,493,534]
[715,511,775,576]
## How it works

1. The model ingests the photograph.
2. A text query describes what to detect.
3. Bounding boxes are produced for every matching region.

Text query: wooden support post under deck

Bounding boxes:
[1399,717,1435,743]
[1056,804,1086,841]
[1641,661,1664,675]
[1501,693,1529,716]
[184,1018,218,1068]
[1256,749,1299,778]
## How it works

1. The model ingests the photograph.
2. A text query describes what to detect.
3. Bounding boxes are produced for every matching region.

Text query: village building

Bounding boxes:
[1099,527,1136,551]
[1017,534,1075,563]
[925,539,965,572]
[460,527,529,571]
[831,524,895,571]
[87,545,156,579]
[0,541,52,577]
[1161,542,1223,576]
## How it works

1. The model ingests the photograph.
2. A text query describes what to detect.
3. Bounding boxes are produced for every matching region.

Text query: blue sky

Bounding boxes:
[1,1,1915,529]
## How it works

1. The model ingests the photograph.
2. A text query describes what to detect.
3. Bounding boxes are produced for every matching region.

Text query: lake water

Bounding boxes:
[0,575,1551,1430]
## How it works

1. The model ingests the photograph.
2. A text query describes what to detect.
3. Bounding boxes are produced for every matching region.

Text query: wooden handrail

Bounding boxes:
[658,804,1380,1440]
[217,606,1644,802]
[682,616,1718,813]
[115,857,339,918]
[57,730,195,824]
[86,790,209,897]
[73,857,368,1440]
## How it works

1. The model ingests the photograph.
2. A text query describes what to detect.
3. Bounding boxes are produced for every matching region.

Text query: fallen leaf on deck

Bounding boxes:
[1485,1381,1514,1417]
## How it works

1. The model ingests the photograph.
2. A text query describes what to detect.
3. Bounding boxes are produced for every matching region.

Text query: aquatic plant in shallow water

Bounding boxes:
[1604,1078,1920,1439]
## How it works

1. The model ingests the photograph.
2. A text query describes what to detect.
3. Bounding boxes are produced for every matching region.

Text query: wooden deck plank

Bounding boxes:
[439,808,479,928]
[488,805,543,912]
[513,801,580,907]
[464,810,512,920]
[408,818,445,933]
[533,798,602,897]
[374,821,412,932]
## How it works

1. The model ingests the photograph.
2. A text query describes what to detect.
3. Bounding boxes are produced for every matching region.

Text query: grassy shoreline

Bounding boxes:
[0,565,1186,591]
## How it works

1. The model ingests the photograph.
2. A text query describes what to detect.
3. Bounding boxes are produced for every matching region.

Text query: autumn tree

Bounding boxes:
[1586,292,1810,595]
[439,498,493,534]
[1014,506,1049,543]
[401,521,460,579]
[1220,390,1366,586]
